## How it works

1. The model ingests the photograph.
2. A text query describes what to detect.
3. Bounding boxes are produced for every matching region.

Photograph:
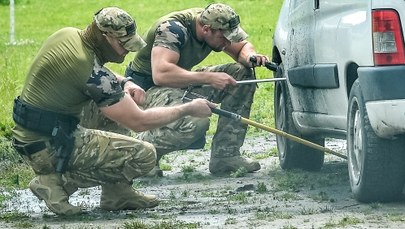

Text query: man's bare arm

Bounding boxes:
[100,94,214,132]
[224,41,268,67]
[151,47,236,90]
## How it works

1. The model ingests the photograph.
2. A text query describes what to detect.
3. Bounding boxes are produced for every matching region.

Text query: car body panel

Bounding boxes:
[273,0,405,139]
[359,66,405,137]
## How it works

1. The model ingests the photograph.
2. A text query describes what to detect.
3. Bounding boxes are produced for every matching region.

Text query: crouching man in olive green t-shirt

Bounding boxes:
[12,7,214,216]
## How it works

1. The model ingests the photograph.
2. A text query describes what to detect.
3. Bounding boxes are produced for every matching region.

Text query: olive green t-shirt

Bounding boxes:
[129,8,212,75]
[13,27,124,142]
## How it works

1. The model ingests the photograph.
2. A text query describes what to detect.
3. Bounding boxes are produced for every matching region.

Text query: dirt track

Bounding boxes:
[2,135,405,228]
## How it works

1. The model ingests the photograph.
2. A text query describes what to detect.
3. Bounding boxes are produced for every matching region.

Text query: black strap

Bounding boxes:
[13,97,78,173]
[12,138,47,156]
[124,67,155,91]
[121,77,136,89]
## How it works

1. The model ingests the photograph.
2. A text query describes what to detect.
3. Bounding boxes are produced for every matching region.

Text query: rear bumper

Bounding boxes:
[358,65,405,138]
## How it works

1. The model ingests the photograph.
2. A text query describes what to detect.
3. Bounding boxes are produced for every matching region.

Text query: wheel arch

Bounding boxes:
[345,62,359,99]
[271,46,283,65]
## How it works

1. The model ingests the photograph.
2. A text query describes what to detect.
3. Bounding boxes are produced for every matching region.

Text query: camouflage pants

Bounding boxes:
[22,125,156,188]
[141,63,256,158]
[81,63,256,158]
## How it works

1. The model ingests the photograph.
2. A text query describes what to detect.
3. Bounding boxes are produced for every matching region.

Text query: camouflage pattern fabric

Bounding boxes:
[81,63,255,158]
[81,90,209,152]
[21,125,156,188]
[200,3,248,43]
[87,59,124,108]
[80,101,131,136]
[141,62,255,158]
[137,87,210,152]
[94,7,146,52]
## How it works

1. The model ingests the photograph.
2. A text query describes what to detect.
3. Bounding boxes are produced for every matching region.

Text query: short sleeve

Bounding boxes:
[154,20,189,53]
[85,59,124,107]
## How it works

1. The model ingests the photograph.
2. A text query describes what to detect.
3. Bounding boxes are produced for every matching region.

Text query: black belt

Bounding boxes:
[13,96,79,136]
[12,138,48,156]
[125,67,155,91]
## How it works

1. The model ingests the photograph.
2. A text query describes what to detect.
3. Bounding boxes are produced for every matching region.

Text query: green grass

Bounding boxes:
[323,216,362,228]
[0,0,282,139]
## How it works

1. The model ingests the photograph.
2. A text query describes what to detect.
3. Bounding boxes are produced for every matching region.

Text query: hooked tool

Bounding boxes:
[181,87,347,160]
[185,56,284,90]
[236,78,285,84]
[191,78,286,89]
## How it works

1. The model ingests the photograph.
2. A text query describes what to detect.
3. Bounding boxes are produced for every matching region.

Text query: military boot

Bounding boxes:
[62,176,79,196]
[100,183,159,211]
[145,165,164,177]
[29,174,81,215]
[209,156,261,175]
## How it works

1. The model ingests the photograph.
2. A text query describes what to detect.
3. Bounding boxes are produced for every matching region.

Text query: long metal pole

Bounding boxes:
[210,107,347,160]
[235,78,286,84]
[196,78,286,88]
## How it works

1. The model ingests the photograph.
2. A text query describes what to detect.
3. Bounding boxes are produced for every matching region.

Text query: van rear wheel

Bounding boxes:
[347,80,405,202]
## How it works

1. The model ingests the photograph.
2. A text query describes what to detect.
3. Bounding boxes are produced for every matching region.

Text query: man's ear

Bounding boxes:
[202,25,211,34]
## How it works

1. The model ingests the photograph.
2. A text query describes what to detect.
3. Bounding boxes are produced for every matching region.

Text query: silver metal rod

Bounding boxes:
[236,78,286,84]
[192,78,287,89]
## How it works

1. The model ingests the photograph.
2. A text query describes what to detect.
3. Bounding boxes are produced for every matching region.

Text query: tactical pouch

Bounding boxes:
[51,125,75,173]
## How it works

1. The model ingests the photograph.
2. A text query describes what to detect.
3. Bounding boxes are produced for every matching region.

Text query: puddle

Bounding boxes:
[1,187,102,215]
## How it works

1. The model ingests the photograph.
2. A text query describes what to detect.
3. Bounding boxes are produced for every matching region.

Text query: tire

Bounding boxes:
[274,63,325,171]
[347,80,405,202]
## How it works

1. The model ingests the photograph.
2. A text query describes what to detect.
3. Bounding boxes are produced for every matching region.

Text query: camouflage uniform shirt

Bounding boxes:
[129,8,211,75]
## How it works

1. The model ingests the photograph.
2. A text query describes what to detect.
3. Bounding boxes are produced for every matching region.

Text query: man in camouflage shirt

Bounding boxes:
[124,3,269,176]
[11,7,214,216]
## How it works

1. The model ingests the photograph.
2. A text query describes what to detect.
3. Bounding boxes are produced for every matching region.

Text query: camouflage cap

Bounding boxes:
[200,3,248,43]
[94,7,146,52]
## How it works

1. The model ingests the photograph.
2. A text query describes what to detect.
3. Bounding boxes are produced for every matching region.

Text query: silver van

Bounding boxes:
[272,0,405,202]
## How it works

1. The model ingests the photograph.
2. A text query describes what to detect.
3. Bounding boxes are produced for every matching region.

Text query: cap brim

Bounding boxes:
[223,26,248,43]
[120,33,147,52]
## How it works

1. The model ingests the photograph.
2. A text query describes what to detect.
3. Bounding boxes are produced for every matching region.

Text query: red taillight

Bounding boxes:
[372,9,405,65]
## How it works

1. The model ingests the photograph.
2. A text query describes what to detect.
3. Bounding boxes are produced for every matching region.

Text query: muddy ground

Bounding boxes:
[2,134,405,228]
